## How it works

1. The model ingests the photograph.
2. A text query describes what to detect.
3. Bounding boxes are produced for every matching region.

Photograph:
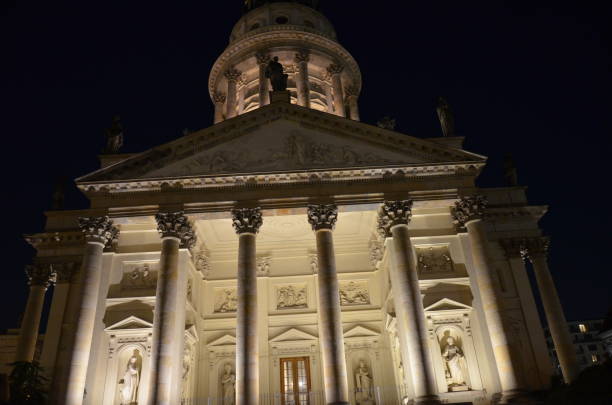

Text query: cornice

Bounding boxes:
[25,231,85,249]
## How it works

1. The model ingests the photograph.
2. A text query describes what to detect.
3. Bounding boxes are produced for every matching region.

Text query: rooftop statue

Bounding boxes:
[437,96,456,137]
[103,115,124,154]
[265,56,288,92]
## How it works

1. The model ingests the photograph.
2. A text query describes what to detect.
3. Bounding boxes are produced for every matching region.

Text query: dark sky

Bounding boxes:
[1,1,610,330]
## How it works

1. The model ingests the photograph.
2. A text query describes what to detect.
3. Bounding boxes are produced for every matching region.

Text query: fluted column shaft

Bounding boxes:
[379,201,440,405]
[453,196,525,402]
[523,238,579,383]
[295,50,311,108]
[15,265,54,362]
[64,217,117,405]
[232,208,263,405]
[149,212,196,405]
[256,53,270,107]
[225,68,242,119]
[327,64,345,117]
[308,205,349,405]
[213,92,226,124]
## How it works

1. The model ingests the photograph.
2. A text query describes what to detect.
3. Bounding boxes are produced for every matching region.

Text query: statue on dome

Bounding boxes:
[265,57,288,92]
[436,96,456,137]
[103,115,124,154]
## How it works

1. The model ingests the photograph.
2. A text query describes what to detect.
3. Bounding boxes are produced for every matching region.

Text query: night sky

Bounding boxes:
[1,1,610,331]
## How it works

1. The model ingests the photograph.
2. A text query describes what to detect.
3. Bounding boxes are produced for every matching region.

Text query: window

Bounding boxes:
[588,344,597,351]
[591,354,598,363]
[276,16,289,24]
[250,23,260,31]
[280,357,311,405]
[579,324,588,333]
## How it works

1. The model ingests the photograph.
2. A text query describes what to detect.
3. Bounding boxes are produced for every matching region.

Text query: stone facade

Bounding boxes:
[15,2,575,405]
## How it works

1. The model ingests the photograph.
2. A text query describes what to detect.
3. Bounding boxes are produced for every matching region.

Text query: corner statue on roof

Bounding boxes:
[437,96,456,137]
[103,115,124,154]
[265,56,288,92]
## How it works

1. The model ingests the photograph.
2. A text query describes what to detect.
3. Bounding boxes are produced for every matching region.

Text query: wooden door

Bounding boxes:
[280,357,311,405]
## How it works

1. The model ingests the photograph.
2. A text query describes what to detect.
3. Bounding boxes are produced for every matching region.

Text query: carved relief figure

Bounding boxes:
[181,344,193,402]
[214,289,238,313]
[276,285,307,309]
[417,246,453,274]
[124,263,157,289]
[186,279,193,303]
[441,335,469,390]
[118,350,142,404]
[221,364,236,405]
[339,281,370,305]
[355,360,373,403]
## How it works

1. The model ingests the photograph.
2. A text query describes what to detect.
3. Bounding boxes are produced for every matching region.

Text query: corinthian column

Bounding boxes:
[522,237,579,383]
[149,212,196,405]
[256,52,271,107]
[15,264,55,362]
[327,64,345,117]
[213,91,227,124]
[225,67,242,119]
[452,196,526,403]
[64,216,118,405]
[307,204,349,405]
[378,201,440,405]
[232,208,263,405]
[344,84,360,121]
[295,50,311,108]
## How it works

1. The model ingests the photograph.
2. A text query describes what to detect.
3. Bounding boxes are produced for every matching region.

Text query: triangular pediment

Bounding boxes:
[344,325,380,338]
[104,315,153,332]
[270,328,318,342]
[208,334,236,346]
[424,298,472,312]
[77,104,486,186]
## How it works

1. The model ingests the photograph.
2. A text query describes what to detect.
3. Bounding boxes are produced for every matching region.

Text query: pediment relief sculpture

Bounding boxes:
[214,288,238,313]
[276,285,307,309]
[339,281,370,306]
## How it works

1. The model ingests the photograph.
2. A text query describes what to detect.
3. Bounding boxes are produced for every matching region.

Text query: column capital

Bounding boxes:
[213,91,227,103]
[25,264,55,288]
[377,200,413,237]
[78,216,118,246]
[255,51,271,66]
[224,67,242,83]
[294,49,310,63]
[520,237,550,262]
[52,262,77,284]
[307,204,338,231]
[327,63,344,76]
[155,211,197,249]
[344,83,359,98]
[231,207,263,234]
[499,238,524,259]
[451,195,487,229]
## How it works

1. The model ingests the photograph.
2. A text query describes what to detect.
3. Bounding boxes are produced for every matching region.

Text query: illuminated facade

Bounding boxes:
[18,2,578,404]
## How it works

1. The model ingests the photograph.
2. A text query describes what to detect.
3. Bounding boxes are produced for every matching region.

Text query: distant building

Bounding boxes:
[598,312,612,361]
[544,320,607,374]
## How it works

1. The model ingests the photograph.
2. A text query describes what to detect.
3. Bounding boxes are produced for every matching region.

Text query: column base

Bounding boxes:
[326,402,350,405]
[413,395,442,405]
[270,90,290,103]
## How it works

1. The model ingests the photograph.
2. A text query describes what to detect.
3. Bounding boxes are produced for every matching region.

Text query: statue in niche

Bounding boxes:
[221,364,236,405]
[355,360,373,403]
[118,349,142,404]
[265,56,288,91]
[441,334,469,391]
[436,96,456,137]
[104,115,124,154]
[277,285,307,309]
[215,289,238,313]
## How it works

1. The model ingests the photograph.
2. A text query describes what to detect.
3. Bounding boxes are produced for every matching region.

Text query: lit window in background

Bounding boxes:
[591,354,598,363]
[579,324,588,333]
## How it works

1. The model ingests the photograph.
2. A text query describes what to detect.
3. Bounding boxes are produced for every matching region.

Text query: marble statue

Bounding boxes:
[355,360,373,403]
[441,336,468,389]
[221,364,236,405]
[436,97,455,137]
[118,350,141,404]
[265,57,288,91]
[104,115,124,154]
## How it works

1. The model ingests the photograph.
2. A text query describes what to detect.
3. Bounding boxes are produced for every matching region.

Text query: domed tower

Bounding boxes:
[209,0,362,123]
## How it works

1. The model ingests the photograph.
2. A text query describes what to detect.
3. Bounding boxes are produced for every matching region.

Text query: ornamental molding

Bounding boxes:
[155,212,196,249]
[25,264,55,287]
[256,255,271,277]
[25,231,85,249]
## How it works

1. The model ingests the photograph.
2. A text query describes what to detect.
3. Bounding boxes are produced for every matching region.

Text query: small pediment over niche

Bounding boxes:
[270,328,318,343]
[104,316,153,332]
[344,325,380,339]
[208,334,236,347]
[424,298,472,312]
